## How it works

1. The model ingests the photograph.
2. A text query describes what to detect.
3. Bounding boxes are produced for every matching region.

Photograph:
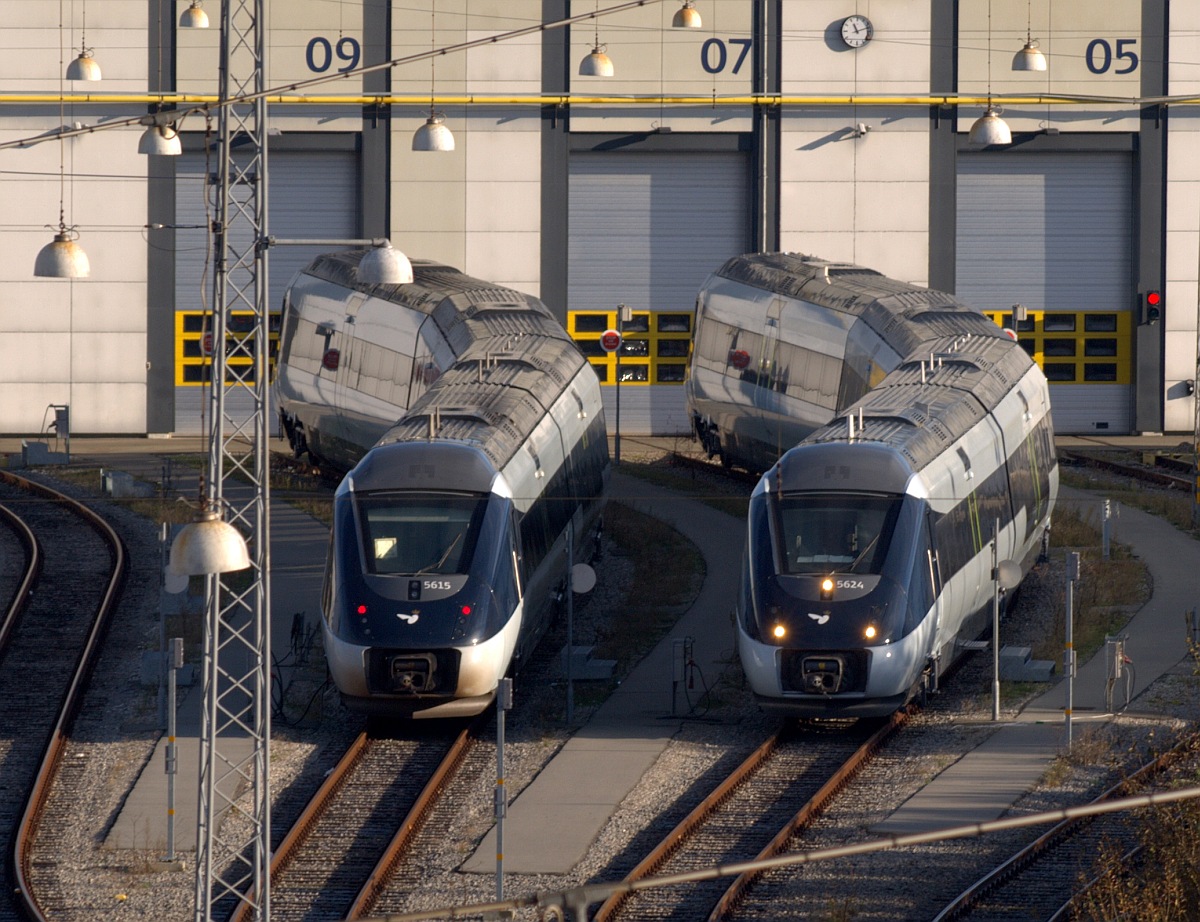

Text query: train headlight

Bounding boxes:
[772,623,787,641]
[864,624,877,640]
[820,577,834,601]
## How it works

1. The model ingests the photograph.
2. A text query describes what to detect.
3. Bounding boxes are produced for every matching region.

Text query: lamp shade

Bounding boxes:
[66,49,101,81]
[412,113,455,152]
[168,511,251,575]
[138,125,182,156]
[34,231,90,278]
[179,1,209,28]
[672,1,702,28]
[968,106,1012,147]
[359,240,414,285]
[1012,40,1047,72]
[579,45,614,77]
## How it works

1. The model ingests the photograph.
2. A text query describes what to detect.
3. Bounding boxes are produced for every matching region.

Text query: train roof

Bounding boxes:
[714,252,1004,357]
[796,332,1038,477]
[301,248,551,320]
[301,248,573,357]
[375,331,593,473]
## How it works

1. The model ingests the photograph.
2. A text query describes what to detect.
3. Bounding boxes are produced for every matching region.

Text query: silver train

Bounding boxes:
[275,251,609,718]
[691,254,1058,718]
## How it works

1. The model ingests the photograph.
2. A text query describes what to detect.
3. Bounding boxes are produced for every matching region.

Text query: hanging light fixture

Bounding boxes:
[36,130,90,278]
[579,1,614,76]
[412,112,454,151]
[39,21,89,280]
[1012,0,1047,71]
[138,123,182,156]
[65,0,101,81]
[969,0,1012,147]
[169,510,251,576]
[359,240,414,285]
[412,0,454,151]
[968,106,1013,146]
[179,0,209,29]
[672,1,702,29]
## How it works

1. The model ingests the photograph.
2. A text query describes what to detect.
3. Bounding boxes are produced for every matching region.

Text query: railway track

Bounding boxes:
[232,722,479,922]
[589,713,906,922]
[931,735,1200,922]
[0,471,127,922]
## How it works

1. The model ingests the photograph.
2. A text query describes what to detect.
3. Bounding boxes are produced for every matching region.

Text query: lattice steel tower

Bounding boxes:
[192,0,272,918]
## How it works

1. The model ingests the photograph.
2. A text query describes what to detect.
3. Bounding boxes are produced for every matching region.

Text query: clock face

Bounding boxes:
[841,15,873,48]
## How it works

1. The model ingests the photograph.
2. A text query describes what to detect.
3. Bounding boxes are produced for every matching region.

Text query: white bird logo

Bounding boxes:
[397,612,419,625]
[808,612,830,625]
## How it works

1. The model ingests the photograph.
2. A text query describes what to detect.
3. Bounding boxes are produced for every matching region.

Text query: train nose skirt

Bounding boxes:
[366,650,443,695]
[389,654,436,692]
[780,649,868,694]
[801,656,845,693]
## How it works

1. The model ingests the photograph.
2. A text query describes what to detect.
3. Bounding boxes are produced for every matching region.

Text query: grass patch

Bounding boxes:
[1060,466,1197,535]
[591,500,706,671]
[616,457,750,519]
[1043,501,1150,665]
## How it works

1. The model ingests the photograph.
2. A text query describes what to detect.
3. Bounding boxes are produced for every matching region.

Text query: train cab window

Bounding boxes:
[355,493,488,576]
[778,494,903,576]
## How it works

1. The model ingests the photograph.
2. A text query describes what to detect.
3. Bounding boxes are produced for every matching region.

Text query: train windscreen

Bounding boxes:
[778,493,902,576]
[355,492,489,576]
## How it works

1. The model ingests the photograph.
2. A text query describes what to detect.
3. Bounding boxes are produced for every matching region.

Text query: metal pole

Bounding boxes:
[1065,551,1080,747]
[159,523,169,727]
[566,528,574,727]
[1102,499,1111,559]
[992,519,1001,721]
[614,303,631,464]
[495,677,513,901]
[165,637,183,863]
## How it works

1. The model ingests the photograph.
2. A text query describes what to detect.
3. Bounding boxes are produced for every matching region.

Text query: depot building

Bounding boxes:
[0,0,1192,439]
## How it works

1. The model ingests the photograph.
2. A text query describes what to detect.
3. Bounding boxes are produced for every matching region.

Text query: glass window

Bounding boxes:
[355,493,488,576]
[1083,363,1118,382]
[657,339,690,357]
[620,339,650,357]
[623,314,651,333]
[1044,363,1077,382]
[578,340,607,358]
[657,313,692,333]
[1084,314,1119,332]
[1084,338,1118,357]
[657,364,686,382]
[573,314,610,333]
[777,493,903,576]
[1043,314,1077,332]
[1043,339,1076,357]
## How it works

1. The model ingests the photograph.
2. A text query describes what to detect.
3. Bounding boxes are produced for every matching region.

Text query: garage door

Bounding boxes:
[173,148,359,435]
[569,150,751,435]
[957,151,1134,434]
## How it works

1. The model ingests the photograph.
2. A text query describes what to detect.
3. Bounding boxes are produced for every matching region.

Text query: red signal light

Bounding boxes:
[1145,291,1162,325]
[356,604,367,615]
[460,604,472,616]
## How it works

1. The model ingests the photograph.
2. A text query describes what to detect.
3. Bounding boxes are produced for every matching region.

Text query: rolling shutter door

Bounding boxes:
[174,149,359,434]
[957,151,1133,434]
[569,151,751,435]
